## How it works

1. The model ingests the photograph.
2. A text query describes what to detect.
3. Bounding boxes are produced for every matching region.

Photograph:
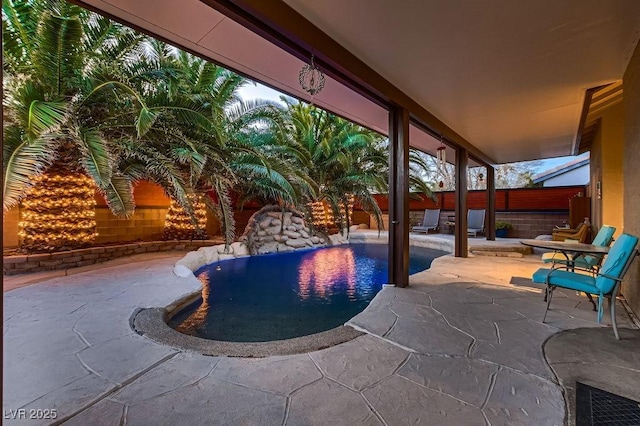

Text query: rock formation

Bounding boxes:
[239,205,330,255]
[173,205,350,277]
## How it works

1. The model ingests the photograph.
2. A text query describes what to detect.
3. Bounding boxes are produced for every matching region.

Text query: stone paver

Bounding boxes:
[397,354,499,407]
[211,355,322,396]
[363,375,485,425]
[309,334,408,391]
[483,368,565,425]
[3,249,638,425]
[287,378,381,425]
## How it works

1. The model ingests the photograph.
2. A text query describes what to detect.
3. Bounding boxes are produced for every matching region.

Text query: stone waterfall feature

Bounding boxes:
[173,205,349,277]
[239,205,335,255]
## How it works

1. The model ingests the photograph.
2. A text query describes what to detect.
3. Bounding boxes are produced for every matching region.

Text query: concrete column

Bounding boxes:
[388,107,410,287]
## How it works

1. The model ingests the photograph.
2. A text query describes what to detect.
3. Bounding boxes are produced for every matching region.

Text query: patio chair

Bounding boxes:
[552,222,590,243]
[532,233,639,339]
[467,209,486,237]
[412,209,440,233]
[542,225,616,271]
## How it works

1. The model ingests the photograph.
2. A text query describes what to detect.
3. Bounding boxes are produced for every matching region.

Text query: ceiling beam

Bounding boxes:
[200,0,496,165]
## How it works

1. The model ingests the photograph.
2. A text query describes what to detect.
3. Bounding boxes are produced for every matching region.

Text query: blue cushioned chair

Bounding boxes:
[532,233,639,339]
[412,209,440,233]
[541,225,616,270]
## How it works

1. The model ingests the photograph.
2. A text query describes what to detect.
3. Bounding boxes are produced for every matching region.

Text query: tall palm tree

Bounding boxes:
[282,100,434,233]
[2,0,206,251]
[158,50,315,243]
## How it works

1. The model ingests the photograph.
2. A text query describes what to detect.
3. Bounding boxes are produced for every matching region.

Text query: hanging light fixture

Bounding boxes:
[299,53,326,96]
[436,135,447,169]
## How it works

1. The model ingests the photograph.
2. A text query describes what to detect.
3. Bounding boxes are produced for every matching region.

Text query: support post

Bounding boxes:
[455,148,468,257]
[486,165,496,240]
[388,107,410,287]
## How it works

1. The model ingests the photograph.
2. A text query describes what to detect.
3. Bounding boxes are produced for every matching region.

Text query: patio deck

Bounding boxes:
[3,247,639,425]
[350,230,535,256]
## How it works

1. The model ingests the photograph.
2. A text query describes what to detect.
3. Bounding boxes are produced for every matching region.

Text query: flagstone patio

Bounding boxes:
[3,249,639,425]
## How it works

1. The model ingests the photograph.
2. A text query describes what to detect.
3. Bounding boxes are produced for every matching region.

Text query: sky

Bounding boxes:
[237,81,584,174]
[237,82,288,106]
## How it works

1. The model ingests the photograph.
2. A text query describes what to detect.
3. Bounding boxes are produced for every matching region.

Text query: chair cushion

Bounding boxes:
[532,268,599,294]
[596,233,640,293]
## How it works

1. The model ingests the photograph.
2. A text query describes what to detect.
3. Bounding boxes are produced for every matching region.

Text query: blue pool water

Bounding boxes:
[169,244,445,342]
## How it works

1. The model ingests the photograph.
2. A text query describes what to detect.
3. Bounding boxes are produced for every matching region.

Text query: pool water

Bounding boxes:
[169,244,445,342]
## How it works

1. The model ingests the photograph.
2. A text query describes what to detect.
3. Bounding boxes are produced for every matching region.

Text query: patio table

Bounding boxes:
[520,239,610,310]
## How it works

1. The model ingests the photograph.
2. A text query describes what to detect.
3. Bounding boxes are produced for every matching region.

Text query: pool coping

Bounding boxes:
[132,307,364,357]
[145,240,447,357]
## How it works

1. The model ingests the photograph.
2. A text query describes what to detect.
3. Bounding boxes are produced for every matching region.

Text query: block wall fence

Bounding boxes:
[3,182,586,250]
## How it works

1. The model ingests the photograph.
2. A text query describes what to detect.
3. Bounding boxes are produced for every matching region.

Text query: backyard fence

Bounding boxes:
[3,182,588,249]
[362,186,587,239]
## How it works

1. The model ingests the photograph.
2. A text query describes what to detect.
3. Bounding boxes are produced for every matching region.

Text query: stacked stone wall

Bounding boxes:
[3,240,222,275]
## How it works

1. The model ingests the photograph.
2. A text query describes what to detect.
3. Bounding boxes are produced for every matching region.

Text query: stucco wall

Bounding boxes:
[600,103,625,234]
[590,129,603,231]
[623,39,640,317]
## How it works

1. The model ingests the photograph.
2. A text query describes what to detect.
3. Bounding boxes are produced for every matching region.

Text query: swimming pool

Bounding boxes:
[169,244,445,342]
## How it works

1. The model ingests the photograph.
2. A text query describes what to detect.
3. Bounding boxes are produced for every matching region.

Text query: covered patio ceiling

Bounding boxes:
[74,0,640,165]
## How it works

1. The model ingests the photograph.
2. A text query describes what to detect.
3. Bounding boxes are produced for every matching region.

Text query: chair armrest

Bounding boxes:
[594,271,624,282]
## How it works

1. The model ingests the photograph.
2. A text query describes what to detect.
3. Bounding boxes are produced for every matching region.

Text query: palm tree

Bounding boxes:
[157,50,314,243]
[281,100,434,233]
[2,0,207,251]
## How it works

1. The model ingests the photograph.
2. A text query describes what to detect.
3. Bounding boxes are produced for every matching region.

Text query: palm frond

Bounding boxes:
[75,127,113,187]
[3,130,59,211]
[100,174,135,217]
[33,12,84,95]
[135,107,159,137]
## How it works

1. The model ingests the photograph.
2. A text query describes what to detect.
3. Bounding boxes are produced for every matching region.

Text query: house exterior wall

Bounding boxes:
[600,103,625,234]
[591,128,604,231]
[542,165,589,187]
[589,102,625,236]
[623,39,640,317]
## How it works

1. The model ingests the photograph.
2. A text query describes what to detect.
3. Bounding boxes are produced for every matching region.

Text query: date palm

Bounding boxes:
[156,50,315,243]
[2,0,148,216]
[2,0,210,250]
[282,100,434,232]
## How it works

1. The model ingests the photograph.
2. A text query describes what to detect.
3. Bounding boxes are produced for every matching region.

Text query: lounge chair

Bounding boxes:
[542,225,616,271]
[532,233,639,339]
[552,222,590,243]
[412,209,440,233]
[467,209,486,237]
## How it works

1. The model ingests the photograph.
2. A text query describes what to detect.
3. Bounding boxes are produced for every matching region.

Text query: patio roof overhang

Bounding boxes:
[66,0,640,283]
[71,0,640,165]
